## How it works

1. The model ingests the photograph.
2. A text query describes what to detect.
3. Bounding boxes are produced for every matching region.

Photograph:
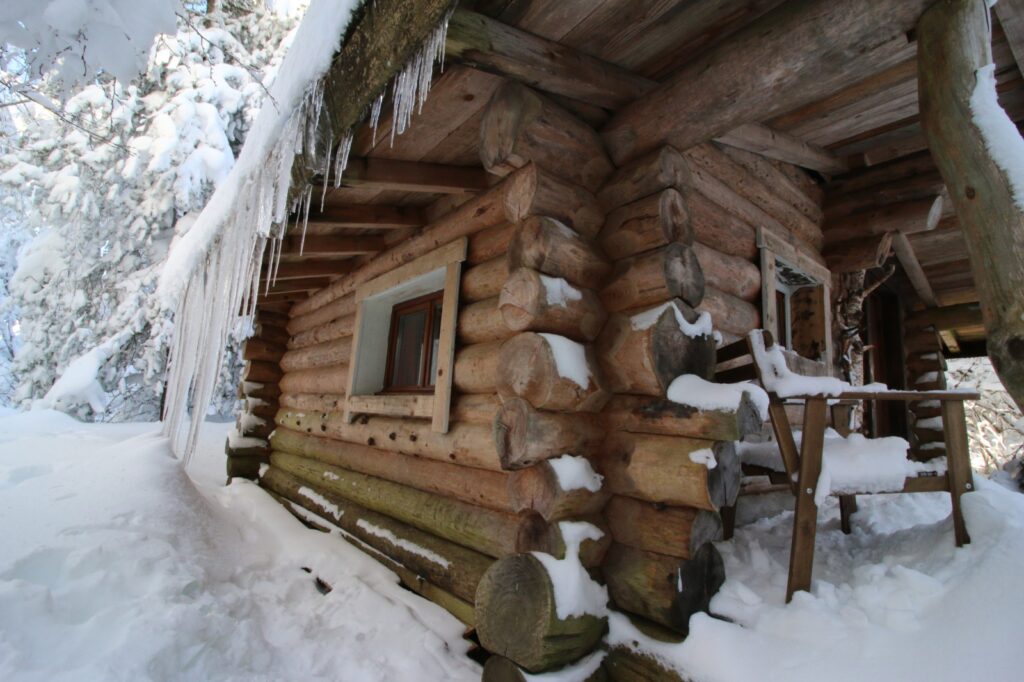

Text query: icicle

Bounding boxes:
[333,130,353,189]
[320,129,333,211]
[369,93,384,147]
[389,9,452,145]
[299,183,313,256]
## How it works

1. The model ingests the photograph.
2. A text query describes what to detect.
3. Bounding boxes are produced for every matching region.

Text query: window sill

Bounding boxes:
[347,394,434,419]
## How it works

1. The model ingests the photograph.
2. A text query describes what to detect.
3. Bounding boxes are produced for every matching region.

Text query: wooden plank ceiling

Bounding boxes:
[264,0,1024,354]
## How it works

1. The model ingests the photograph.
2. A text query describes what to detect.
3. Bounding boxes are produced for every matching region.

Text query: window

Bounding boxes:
[758,228,834,373]
[344,238,467,432]
[383,290,444,392]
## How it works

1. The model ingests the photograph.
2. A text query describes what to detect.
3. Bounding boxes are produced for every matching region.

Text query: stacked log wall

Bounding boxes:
[901,314,949,461]
[239,79,830,678]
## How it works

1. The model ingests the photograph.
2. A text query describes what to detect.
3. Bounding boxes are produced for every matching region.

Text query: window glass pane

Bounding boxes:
[428,301,442,386]
[391,308,427,387]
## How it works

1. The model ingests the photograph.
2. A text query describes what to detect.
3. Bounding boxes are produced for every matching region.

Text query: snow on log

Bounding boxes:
[596,300,716,396]
[497,332,610,412]
[498,268,607,342]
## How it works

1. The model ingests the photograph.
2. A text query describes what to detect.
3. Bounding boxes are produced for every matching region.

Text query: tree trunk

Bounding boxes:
[475,554,607,673]
[481,81,613,192]
[918,0,1024,411]
[606,496,723,560]
[494,397,605,469]
[509,217,612,290]
[499,267,607,342]
[600,189,693,259]
[595,300,716,396]
[601,542,725,634]
[497,332,610,412]
[600,243,705,312]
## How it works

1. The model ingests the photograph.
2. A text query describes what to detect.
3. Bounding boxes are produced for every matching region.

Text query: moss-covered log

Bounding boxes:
[476,553,607,673]
[606,496,722,559]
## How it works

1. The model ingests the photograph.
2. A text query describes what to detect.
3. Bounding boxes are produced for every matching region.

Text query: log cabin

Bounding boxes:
[168,0,1024,678]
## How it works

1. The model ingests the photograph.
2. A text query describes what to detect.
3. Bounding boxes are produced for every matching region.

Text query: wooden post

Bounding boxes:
[786,397,827,602]
[918,0,1024,411]
[941,399,974,546]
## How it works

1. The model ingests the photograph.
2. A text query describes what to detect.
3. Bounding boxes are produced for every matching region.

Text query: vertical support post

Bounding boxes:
[941,399,974,546]
[787,397,827,602]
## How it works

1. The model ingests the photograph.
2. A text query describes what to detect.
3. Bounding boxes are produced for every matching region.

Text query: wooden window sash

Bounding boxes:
[382,290,444,393]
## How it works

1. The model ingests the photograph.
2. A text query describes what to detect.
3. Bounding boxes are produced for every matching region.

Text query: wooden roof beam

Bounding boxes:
[823,195,944,246]
[906,302,983,330]
[308,204,424,229]
[281,235,387,256]
[447,9,845,175]
[326,157,491,194]
[602,0,933,165]
[994,0,1024,75]
[892,232,939,308]
[714,123,848,175]
[261,259,357,280]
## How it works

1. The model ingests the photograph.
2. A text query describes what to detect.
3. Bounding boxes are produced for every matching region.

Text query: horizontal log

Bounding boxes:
[602,542,724,634]
[293,164,599,317]
[714,122,848,175]
[495,397,605,469]
[598,433,740,511]
[497,332,610,412]
[288,293,356,336]
[253,323,290,348]
[462,256,510,303]
[603,394,763,442]
[480,80,614,192]
[244,360,282,384]
[287,314,354,350]
[475,553,607,673]
[824,232,894,273]
[279,393,346,412]
[262,466,493,603]
[509,459,610,522]
[450,393,500,425]
[468,223,514,265]
[823,196,944,246]
[271,451,545,559]
[255,309,289,328]
[600,189,693,260]
[905,302,983,330]
[271,426,515,511]
[453,340,503,394]
[276,408,502,471]
[279,336,352,372]
[695,285,760,337]
[243,337,284,363]
[508,217,612,290]
[498,268,607,342]
[281,236,385,257]
[278,364,348,395]
[458,296,512,344]
[601,243,704,312]
[692,242,760,302]
[599,146,689,211]
[596,300,715,397]
[239,380,280,402]
[606,496,722,560]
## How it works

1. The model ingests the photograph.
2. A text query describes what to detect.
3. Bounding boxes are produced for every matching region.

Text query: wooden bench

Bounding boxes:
[715,330,979,602]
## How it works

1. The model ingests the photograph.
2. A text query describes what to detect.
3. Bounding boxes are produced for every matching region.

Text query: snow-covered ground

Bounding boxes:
[1,409,1023,681]
[0,410,478,681]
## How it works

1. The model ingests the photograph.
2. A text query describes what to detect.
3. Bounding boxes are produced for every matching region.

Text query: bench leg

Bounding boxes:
[839,495,857,535]
[787,398,827,603]
[721,503,737,540]
[942,400,973,546]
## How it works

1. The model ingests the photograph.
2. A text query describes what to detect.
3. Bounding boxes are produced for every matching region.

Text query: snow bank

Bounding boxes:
[355,519,451,569]
[548,454,603,493]
[970,63,1024,210]
[539,333,592,389]
[0,412,479,680]
[532,521,608,620]
[667,373,770,421]
[32,333,126,414]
